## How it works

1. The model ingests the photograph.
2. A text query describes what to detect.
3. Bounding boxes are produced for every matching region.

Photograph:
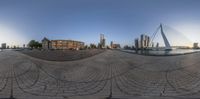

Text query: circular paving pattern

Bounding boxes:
[0,50,200,98]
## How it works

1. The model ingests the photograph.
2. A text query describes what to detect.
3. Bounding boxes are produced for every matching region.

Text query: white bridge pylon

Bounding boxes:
[151,24,172,50]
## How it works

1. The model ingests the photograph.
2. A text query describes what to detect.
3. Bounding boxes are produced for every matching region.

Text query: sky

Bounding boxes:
[0,0,200,47]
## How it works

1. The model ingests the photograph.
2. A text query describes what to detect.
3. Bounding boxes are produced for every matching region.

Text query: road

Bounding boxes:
[0,50,200,99]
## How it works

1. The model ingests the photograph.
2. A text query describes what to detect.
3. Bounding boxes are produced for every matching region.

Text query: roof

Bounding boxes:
[42,37,50,42]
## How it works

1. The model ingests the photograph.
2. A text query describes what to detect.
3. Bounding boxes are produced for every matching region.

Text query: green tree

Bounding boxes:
[90,44,96,49]
[84,45,88,49]
[28,40,42,49]
[28,40,36,48]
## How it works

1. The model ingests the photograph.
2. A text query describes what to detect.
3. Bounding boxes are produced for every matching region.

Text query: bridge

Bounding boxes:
[149,24,172,50]
[149,24,192,50]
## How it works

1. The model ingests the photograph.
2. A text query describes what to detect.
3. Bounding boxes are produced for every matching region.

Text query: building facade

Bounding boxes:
[1,43,6,49]
[193,43,199,49]
[134,38,139,50]
[100,34,106,48]
[134,34,150,50]
[140,34,150,49]
[42,37,51,50]
[111,44,121,49]
[51,40,84,50]
[110,41,120,49]
[42,37,84,50]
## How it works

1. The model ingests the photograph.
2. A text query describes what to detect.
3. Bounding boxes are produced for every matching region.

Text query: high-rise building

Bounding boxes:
[140,34,144,49]
[23,44,26,49]
[1,43,6,49]
[110,41,113,48]
[156,43,159,48]
[193,43,199,49]
[134,38,139,50]
[100,34,106,48]
[152,42,154,48]
[140,34,150,49]
[144,35,150,47]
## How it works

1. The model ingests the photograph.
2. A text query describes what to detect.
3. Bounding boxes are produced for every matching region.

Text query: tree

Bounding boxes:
[90,44,97,49]
[28,40,42,49]
[37,42,42,48]
[97,43,101,49]
[84,45,88,49]
[13,45,16,49]
[28,40,36,48]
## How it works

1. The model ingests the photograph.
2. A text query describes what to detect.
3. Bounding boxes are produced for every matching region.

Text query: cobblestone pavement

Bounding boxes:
[0,50,200,99]
[20,49,105,61]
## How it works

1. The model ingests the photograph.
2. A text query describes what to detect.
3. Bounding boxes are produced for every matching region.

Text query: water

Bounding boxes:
[122,49,200,56]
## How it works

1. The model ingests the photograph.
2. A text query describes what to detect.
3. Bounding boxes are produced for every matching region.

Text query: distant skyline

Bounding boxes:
[0,0,200,47]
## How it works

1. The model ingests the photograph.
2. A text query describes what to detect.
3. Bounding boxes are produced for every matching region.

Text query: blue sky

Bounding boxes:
[0,0,200,47]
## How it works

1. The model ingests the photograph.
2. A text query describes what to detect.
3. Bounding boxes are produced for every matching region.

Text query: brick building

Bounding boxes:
[42,37,84,50]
